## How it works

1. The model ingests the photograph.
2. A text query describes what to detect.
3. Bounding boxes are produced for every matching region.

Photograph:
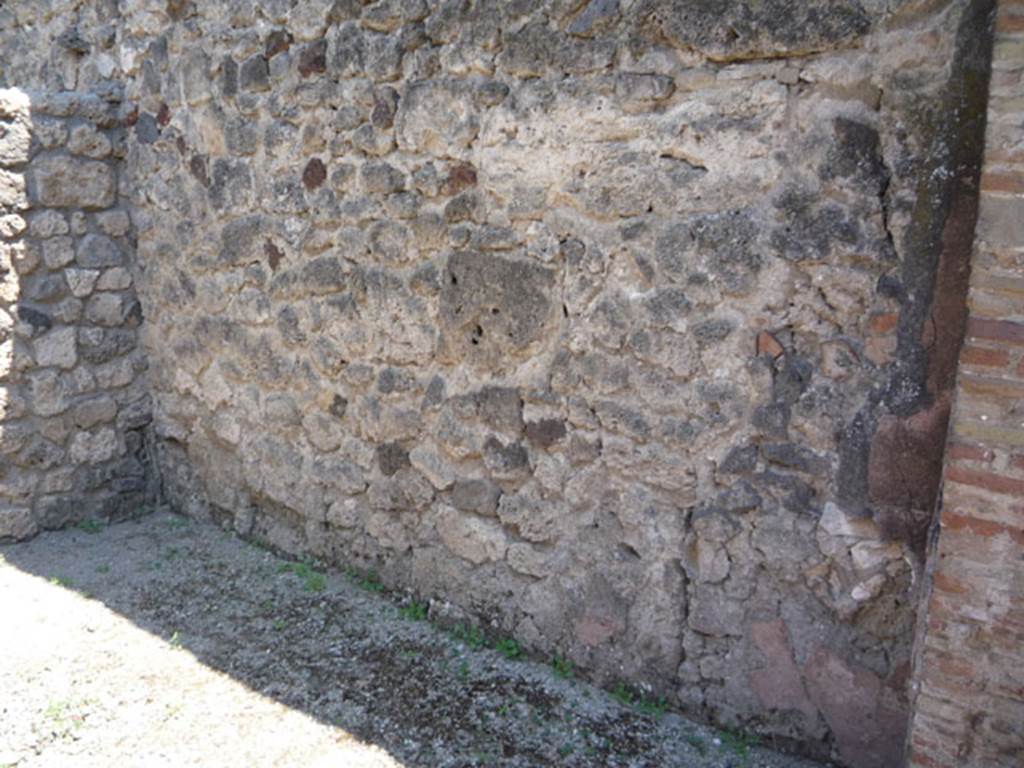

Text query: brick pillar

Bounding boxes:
[907,2,1024,766]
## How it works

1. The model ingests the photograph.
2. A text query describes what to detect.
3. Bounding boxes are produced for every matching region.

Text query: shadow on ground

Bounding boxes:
[0,511,828,768]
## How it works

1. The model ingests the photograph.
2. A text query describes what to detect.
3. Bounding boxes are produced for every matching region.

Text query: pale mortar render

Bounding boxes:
[0,2,1008,767]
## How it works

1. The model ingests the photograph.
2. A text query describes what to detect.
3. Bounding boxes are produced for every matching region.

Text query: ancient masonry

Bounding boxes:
[0,2,1019,767]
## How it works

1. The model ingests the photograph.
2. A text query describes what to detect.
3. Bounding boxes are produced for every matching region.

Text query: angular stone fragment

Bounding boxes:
[525,418,566,448]
[69,427,119,464]
[96,268,133,291]
[0,505,37,541]
[85,294,130,326]
[0,168,26,211]
[73,395,118,429]
[451,478,501,516]
[377,441,411,476]
[0,89,31,166]
[302,411,345,453]
[409,446,455,490]
[497,492,562,543]
[34,326,77,369]
[76,234,124,268]
[29,210,69,238]
[42,236,75,269]
[361,161,405,194]
[67,124,112,159]
[436,505,508,564]
[239,55,270,91]
[77,328,135,364]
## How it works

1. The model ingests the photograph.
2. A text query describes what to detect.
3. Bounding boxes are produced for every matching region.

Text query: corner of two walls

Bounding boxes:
[0,2,1000,767]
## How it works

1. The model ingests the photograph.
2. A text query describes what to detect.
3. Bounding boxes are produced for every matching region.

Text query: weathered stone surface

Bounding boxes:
[76,234,124,268]
[0,168,27,211]
[451,478,500,516]
[630,0,870,61]
[29,156,115,210]
[0,2,994,763]
[436,505,508,565]
[69,427,119,465]
[439,252,556,369]
[33,326,77,369]
[0,505,37,541]
[396,80,478,155]
[2,90,151,541]
[72,395,118,429]
[804,646,905,768]
[0,88,31,166]
[408,445,455,490]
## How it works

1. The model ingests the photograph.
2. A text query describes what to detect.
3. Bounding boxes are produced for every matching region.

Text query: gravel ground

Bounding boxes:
[0,511,829,768]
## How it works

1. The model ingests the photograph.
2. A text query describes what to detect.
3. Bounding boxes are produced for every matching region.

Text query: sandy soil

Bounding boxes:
[0,511,829,768]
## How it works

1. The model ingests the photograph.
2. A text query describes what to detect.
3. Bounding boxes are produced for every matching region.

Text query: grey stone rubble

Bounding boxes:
[0,3,994,767]
[0,84,155,542]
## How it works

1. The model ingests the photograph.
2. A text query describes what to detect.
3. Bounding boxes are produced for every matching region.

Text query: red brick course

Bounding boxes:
[908,2,1024,765]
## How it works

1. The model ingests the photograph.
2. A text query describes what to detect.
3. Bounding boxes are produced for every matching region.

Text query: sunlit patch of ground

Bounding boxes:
[0,548,401,768]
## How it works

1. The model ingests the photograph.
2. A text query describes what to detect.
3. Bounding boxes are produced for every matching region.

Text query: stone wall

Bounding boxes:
[907,1,1024,766]
[0,84,154,541]
[0,2,1000,766]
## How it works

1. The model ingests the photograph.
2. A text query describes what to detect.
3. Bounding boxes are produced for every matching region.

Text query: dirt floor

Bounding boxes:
[0,511,829,768]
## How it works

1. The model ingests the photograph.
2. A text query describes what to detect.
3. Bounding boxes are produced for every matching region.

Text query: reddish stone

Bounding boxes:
[265,29,293,59]
[298,39,327,77]
[945,465,1024,500]
[755,330,785,358]
[950,511,1024,545]
[909,748,956,768]
[122,105,139,127]
[959,373,1024,400]
[932,572,968,595]
[981,172,1024,194]
[302,157,327,190]
[748,620,817,722]
[803,646,907,768]
[189,154,209,187]
[441,162,478,196]
[926,172,982,394]
[157,102,171,126]
[166,0,191,21]
[946,441,994,463]
[864,334,897,365]
[264,240,284,271]
[998,18,1024,34]
[966,317,1024,345]
[868,312,898,334]
[868,398,951,510]
[959,345,1010,367]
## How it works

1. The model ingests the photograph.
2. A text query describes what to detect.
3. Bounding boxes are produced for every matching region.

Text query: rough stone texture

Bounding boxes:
[907,2,1024,767]
[0,3,1004,767]
[0,85,155,540]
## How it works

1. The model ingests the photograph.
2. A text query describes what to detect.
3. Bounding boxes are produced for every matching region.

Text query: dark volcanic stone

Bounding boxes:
[303,158,327,190]
[630,0,871,61]
[377,442,411,476]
